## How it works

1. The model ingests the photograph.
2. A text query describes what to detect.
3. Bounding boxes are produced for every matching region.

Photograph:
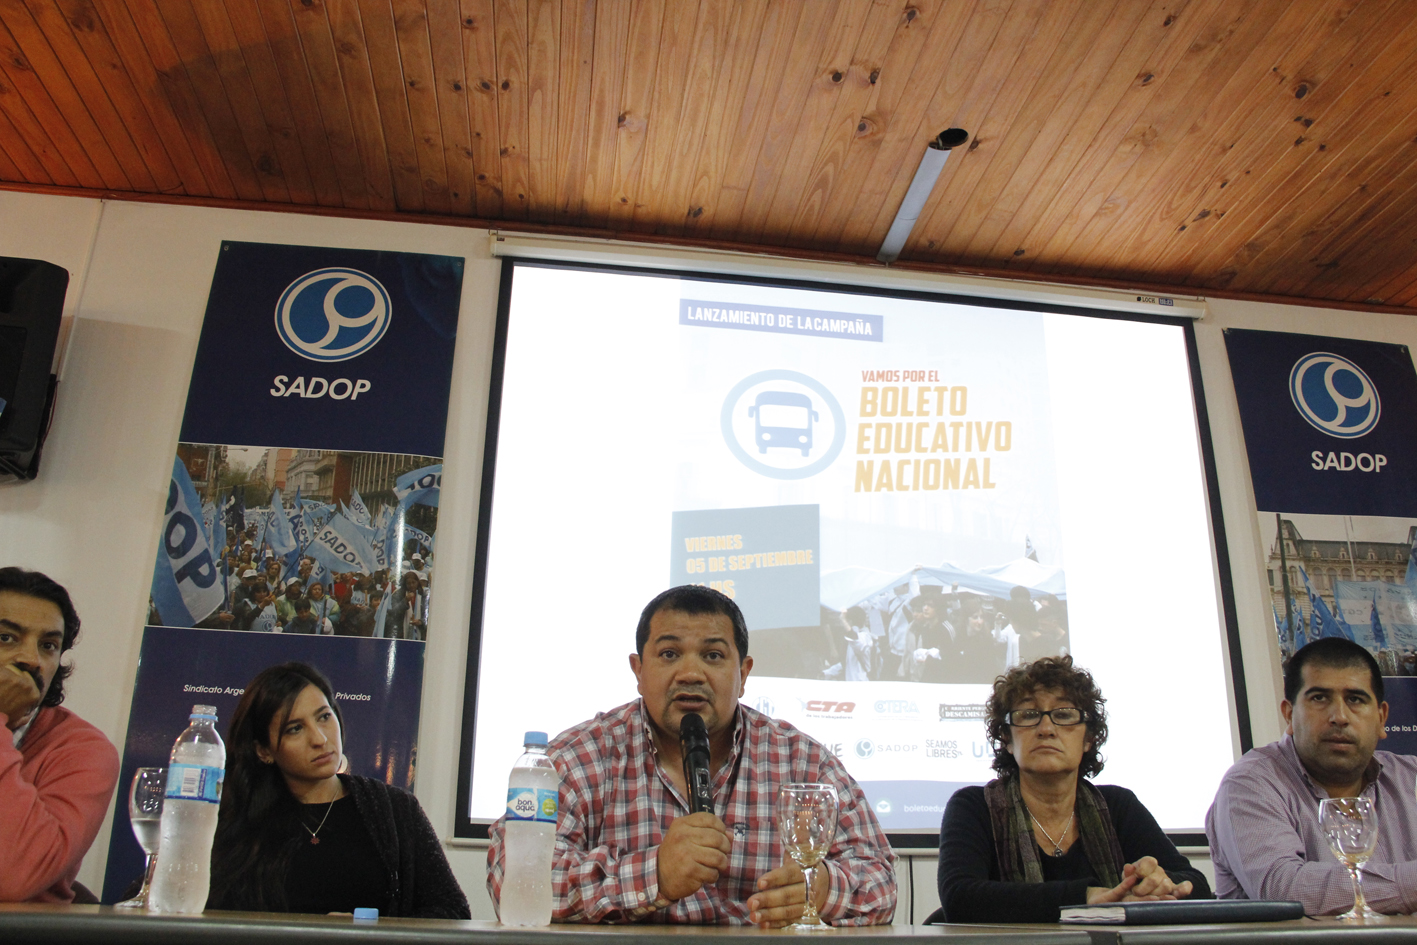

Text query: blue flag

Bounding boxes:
[348,490,372,527]
[1302,568,1353,642]
[307,512,381,575]
[404,523,434,555]
[267,488,298,557]
[289,488,311,549]
[372,583,393,638]
[150,457,226,626]
[395,464,442,509]
[1371,599,1389,649]
[1407,528,1417,587]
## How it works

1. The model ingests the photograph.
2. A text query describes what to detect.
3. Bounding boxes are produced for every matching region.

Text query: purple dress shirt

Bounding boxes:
[1206,735,1417,914]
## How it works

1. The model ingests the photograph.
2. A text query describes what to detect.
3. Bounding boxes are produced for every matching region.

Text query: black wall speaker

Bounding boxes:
[0,257,69,483]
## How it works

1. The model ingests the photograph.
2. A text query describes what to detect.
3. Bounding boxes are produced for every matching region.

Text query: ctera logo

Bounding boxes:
[275,268,392,362]
[1289,352,1381,438]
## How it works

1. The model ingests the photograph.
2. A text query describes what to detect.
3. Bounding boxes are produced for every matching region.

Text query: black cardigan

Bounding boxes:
[341,775,470,919]
[209,774,470,919]
[936,784,1211,923]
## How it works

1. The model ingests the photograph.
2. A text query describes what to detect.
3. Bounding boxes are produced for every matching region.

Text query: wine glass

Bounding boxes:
[115,767,165,908]
[1319,796,1380,921]
[778,783,838,931]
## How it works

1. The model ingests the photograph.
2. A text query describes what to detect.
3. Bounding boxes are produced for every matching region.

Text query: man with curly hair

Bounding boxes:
[935,656,1207,922]
[0,567,119,902]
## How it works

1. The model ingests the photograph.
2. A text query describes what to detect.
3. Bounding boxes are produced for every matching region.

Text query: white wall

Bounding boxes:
[2,190,1414,919]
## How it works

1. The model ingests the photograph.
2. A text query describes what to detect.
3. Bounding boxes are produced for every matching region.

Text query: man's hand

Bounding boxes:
[746,861,830,929]
[655,812,731,902]
[0,663,43,729]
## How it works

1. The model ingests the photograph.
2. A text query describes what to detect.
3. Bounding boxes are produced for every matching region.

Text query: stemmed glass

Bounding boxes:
[1319,796,1380,921]
[778,783,838,932]
[115,767,165,908]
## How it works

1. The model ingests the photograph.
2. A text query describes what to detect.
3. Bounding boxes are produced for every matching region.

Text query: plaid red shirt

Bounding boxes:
[487,700,897,924]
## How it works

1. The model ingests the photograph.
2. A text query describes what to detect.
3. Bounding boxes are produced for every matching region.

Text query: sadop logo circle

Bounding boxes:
[1289,352,1381,438]
[275,268,392,362]
[721,370,846,479]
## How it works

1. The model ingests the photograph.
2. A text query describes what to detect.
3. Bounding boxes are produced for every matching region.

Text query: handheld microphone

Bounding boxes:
[679,712,714,815]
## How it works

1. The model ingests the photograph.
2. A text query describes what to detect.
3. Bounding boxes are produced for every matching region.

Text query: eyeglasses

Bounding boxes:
[1005,707,1086,727]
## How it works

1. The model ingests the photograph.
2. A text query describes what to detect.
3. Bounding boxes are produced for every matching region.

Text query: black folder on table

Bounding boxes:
[1059,899,1306,925]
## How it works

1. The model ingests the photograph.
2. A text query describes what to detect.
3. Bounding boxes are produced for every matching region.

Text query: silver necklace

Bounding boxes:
[302,796,337,845]
[1028,808,1074,857]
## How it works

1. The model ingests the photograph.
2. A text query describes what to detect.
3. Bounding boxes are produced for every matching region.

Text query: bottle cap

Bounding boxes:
[353,908,378,921]
[524,731,548,747]
[190,705,218,720]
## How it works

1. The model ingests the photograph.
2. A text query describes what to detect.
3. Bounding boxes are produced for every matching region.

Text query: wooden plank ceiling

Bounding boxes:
[3,0,1417,310]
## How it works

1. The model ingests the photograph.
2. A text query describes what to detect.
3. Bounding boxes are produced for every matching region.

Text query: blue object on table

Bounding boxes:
[353,908,378,922]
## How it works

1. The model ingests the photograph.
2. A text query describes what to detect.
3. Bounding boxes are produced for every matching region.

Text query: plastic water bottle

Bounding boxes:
[148,705,225,914]
[499,731,559,927]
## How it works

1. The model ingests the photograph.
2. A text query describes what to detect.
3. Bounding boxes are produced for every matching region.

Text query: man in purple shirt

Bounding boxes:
[1206,638,1417,914]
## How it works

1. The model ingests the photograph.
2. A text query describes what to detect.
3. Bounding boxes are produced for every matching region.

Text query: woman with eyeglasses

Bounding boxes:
[934,656,1209,922]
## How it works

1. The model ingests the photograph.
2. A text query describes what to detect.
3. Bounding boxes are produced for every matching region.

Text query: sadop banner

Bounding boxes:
[1226,328,1417,751]
[105,242,463,900]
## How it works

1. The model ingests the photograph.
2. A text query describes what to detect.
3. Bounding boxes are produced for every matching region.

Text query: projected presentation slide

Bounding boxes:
[469,262,1237,834]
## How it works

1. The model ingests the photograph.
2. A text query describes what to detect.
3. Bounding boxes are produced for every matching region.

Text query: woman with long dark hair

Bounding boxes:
[207,662,468,917]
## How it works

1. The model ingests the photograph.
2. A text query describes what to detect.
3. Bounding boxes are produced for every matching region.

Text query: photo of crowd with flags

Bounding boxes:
[751,539,1069,684]
[1266,512,1417,675]
[149,443,442,641]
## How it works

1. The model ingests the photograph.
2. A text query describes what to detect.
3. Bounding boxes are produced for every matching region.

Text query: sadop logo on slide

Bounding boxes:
[275,268,392,362]
[721,370,846,479]
[1289,352,1381,438]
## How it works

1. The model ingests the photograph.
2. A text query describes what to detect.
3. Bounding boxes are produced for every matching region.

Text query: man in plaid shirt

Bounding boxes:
[488,586,897,926]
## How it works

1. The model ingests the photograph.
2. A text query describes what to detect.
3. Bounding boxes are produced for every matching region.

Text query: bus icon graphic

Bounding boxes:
[748,390,819,456]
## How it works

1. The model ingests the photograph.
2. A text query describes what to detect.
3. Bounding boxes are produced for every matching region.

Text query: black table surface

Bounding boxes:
[5,904,1417,945]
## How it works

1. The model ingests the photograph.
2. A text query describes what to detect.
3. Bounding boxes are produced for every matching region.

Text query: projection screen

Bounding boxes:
[457,258,1245,840]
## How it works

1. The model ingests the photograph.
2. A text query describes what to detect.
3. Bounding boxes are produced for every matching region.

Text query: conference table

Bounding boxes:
[6,905,1417,945]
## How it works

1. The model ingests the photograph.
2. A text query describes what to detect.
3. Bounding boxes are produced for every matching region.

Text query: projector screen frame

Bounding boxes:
[453,256,1251,847]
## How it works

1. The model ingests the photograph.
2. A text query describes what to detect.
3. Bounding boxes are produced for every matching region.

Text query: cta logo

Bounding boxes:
[276,268,391,362]
[720,370,846,480]
[800,699,855,718]
[1289,352,1380,438]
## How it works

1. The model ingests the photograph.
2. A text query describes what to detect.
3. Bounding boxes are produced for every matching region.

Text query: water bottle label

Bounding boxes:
[165,763,224,804]
[507,787,558,823]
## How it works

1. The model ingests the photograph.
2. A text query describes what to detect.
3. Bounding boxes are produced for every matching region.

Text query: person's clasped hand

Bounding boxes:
[655,812,731,902]
[1127,856,1192,899]
[1085,858,1191,904]
[746,858,830,929]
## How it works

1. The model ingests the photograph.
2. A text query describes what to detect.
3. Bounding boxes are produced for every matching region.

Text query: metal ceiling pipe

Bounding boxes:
[876,128,970,264]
